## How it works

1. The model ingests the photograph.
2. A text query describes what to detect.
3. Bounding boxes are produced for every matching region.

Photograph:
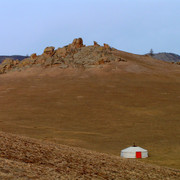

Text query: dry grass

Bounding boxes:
[0,51,180,175]
[0,131,179,179]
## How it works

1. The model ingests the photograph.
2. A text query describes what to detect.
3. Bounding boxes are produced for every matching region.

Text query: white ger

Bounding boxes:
[121,145,148,158]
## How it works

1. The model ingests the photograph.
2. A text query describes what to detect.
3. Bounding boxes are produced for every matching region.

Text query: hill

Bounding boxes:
[152,52,180,62]
[0,38,180,74]
[0,131,179,179]
[0,55,28,63]
[0,38,127,74]
[0,38,180,173]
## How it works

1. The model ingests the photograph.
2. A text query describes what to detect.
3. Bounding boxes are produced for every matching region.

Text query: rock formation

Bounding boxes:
[93,41,100,47]
[43,46,55,57]
[30,53,37,60]
[0,38,127,74]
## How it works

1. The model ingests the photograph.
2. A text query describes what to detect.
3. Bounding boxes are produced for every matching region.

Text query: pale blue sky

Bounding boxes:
[0,0,179,55]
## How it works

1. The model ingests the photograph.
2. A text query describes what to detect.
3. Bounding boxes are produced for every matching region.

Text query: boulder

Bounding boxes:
[13,60,20,66]
[104,43,111,49]
[68,38,84,50]
[1,58,14,65]
[0,66,5,74]
[1,58,14,71]
[36,56,46,65]
[55,47,67,57]
[94,41,100,47]
[43,46,55,57]
[115,57,127,62]
[30,53,37,60]
[72,38,84,48]
[44,57,53,66]
[18,58,33,68]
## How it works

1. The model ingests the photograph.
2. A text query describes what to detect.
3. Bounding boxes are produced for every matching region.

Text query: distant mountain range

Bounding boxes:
[0,55,28,63]
[151,53,180,62]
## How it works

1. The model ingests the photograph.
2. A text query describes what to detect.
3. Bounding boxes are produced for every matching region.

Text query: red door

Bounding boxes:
[136,152,142,158]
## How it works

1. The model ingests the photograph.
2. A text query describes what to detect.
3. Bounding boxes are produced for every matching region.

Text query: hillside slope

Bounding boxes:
[152,53,180,62]
[0,39,180,171]
[0,55,28,63]
[0,131,179,179]
[1,38,179,75]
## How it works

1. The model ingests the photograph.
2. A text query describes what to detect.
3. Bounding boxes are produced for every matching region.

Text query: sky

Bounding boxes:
[0,0,179,55]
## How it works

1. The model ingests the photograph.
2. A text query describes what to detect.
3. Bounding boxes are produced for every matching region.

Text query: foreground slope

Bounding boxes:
[0,131,179,179]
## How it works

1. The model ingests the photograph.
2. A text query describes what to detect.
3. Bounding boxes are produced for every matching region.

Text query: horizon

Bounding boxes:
[0,0,180,56]
[1,50,180,57]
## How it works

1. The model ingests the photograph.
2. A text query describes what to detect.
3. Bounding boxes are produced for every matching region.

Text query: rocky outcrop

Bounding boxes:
[43,47,55,57]
[0,38,127,74]
[55,47,67,58]
[104,43,111,50]
[0,58,20,73]
[30,53,37,60]
[94,41,100,47]
[71,38,84,48]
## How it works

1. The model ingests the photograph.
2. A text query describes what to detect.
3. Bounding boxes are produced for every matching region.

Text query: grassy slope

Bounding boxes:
[0,131,179,179]
[0,51,180,169]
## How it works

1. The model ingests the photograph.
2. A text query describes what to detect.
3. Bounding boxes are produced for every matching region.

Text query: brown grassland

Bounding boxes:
[0,131,179,179]
[0,50,180,178]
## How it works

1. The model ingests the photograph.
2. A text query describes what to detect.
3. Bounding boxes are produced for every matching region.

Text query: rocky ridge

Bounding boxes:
[0,38,126,74]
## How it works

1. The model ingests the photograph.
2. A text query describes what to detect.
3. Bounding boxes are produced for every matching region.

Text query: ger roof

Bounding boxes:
[121,146,147,152]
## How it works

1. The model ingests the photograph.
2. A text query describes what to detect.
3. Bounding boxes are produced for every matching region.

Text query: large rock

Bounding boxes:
[94,41,100,47]
[13,59,20,65]
[35,56,46,65]
[68,38,85,51]
[1,58,14,71]
[115,57,127,62]
[0,58,20,73]
[72,38,84,48]
[30,53,37,60]
[18,58,33,68]
[104,43,111,50]
[43,46,55,57]
[55,47,67,57]
[44,57,53,66]
[1,58,14,65]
